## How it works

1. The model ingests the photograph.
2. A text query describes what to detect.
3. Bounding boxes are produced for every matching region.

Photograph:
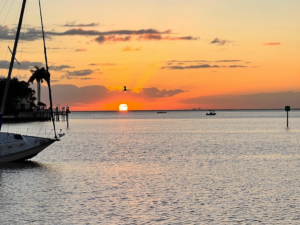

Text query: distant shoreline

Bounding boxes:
[72,108,300,112]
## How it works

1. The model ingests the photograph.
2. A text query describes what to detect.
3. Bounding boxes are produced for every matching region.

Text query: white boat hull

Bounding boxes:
[0,132,56,163]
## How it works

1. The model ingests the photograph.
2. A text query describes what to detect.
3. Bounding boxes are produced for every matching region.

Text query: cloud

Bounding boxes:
[63,23,99,27]
[80,77,94,80]
[62,69,94,79]
[167,60,243,64]
[136,34,198,41]
[66,69,94,76]
[0,60,74,72]
[215,60,242,63]
[0,25,43,41]
[75,48,87,51]
[123,46,132,51]
[139,87,185,98]
[47,47,70,50]
[44,28,197,44]
[263,42,281,45]
[40,85,186,106]
[95,35,132,43]
[229,65,247,68]
[180,92,300,109]
[0,25,10,40]
[49,65,75,71]
[89,63,116,66]
[1,25,198,44]
[161,59,250,69]
[47,28,171,37]
[122,46,141,51]
[161,64,220,70]
[0,60,43,70]
[168,60,210,63]
[210,38,232,46]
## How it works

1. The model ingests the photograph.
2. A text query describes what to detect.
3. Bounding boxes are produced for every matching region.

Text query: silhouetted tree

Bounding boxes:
[37,101,46,107]
[28,66,54,112]
[0,77,36,113]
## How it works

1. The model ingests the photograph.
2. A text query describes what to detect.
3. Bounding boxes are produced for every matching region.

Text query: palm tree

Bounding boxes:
[28,66,49,85]
[28,66,57,138]
[28,66,49,107]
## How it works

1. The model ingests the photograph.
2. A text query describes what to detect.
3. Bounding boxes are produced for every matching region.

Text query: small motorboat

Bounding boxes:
[206,110,216,115]
[157,111,167,113]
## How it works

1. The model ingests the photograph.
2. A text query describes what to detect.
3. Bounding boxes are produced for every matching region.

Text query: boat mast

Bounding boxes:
[0,0,27,130]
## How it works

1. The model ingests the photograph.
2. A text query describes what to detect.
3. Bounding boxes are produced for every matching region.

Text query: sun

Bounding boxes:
[119,104,128,112]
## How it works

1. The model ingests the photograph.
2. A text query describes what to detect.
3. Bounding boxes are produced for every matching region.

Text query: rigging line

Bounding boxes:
[1,0,14,26]
[38,0,57,139]
[1,0,21,77]
[0,0,9,15]
[1,47,9,77]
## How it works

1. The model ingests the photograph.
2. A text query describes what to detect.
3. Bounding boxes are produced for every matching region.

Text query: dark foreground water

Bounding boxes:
[1,110,300,224]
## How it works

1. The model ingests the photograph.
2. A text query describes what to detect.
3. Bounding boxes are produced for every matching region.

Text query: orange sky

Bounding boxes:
[0,0,300,110]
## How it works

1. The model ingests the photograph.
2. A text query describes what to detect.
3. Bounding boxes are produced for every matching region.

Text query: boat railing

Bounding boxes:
[0,127,59,139]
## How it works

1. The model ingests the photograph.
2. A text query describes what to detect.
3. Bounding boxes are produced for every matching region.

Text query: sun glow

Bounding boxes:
[119,104,128,112]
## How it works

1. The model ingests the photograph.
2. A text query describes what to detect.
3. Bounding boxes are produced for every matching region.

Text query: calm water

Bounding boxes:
[1,110,300,224]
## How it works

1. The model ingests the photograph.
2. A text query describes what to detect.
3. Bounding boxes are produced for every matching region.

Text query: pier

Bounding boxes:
[3,105,70,125]
[53,105,70,128]
[53,105,70,122]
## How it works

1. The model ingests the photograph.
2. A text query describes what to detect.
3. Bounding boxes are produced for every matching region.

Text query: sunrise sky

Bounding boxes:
[0,0,299,110]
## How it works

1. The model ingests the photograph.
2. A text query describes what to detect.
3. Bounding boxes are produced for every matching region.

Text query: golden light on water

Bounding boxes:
[119,104,128,111]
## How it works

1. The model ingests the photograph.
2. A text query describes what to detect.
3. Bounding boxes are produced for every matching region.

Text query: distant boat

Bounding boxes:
[206,110,216,116]
[157,111,167,113]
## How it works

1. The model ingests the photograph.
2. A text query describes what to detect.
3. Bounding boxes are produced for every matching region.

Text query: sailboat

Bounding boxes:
[0,0,62,163]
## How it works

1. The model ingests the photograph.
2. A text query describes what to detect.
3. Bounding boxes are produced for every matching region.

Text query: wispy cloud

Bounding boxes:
[46,28,197,44]
[1,26,198,44]
[139,87,185,98]
[49,65,75,71]
[161,64,220,70]
[215,60,242,63]
[75,48,87,52]
[210,38,232,46]
[162,59,250,69]
[167,60,210,63]
[0,60,43,70]
[63,23,99,27]
[47,47,70,50]
[80,77,94,80]
[161,64,248,70]
[263,42,281,45]
[136,34,198,41]
[167,60,242,63]
[89,63,117,66]
[122,46,141,51]
[62,69,94,79]
[47,28,171,37]
[0,25,43,41]
[95,35,131,43]
[229,65,247,68]
[0,60,75,73]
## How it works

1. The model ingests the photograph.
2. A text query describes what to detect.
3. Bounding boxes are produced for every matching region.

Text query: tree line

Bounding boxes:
[0,67,48,114]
